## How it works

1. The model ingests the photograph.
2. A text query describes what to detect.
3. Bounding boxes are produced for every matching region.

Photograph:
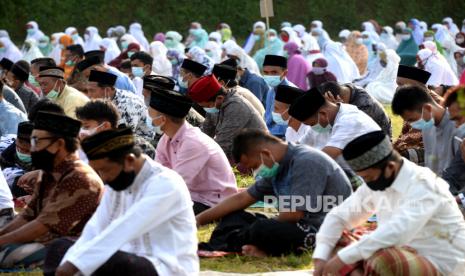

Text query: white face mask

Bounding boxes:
[79,123,105,139]
[424,37,434,42]
[150,115,164,135]
[355,38,363,45]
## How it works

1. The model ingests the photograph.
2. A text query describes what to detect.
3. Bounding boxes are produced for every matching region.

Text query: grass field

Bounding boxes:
[5,106,403,275]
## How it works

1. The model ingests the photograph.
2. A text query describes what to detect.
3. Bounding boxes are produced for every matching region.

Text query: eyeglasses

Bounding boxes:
[30,136,56,148]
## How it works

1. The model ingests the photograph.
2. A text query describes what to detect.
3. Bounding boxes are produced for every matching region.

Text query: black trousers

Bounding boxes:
[193,201,210,215]
[199,211,316,256]
[43,238,158,276]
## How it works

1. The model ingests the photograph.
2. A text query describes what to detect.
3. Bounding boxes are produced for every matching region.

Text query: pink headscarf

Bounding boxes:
[284,42,311,90]
[154,32,165,43]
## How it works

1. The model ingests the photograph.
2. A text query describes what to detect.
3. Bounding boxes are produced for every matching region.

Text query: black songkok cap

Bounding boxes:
[263,55,287,68]
[11,61,30,82]
[0,58,13,71]
[343,131,393,172]
[81,128,135,160]
[17,121,34,140]
[275,85,305,105]
[88,70,117,86]
[143,75,175,90]
[212,64,237,81]
[67,44,84,57]
[180,59,207,76]
[33,111,81,138]
[397,65,431,84]
[75,55,102,72]
[149,88,193,118]
[84,50,105,63]
[288,87,325,121]
[220,58,238,69]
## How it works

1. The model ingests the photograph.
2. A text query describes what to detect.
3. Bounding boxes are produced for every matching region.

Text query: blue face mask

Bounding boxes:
[253,153,279,179]
[121,41,129,50]
[410,108,434,130]
[311,113,332,133]
[16,150,32,164]
[272,111,288,125]
[253,34,261,41]
[132,66,144,78]
[203,106,219,114]
[27,29,35,35]
[178,75,188,89]
[263,75,281,88]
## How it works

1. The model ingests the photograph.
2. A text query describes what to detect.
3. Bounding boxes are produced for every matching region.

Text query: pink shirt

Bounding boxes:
[155,122,237,207]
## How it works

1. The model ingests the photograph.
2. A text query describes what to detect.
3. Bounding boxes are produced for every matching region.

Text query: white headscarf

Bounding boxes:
[418,48,458,85]
[0,30,9,39]
[313,28,360,83]
[208,32,222,45]
[22,39,43,62]
[443,17,460,36]
[380,26,399,50]
[338,29,351,41]
[281,27,302,47]
[129,23,149,51]
[149,41,172,77]
[419,21,428,33]
[365,48,400,104]
[222,40,261,76]
[204,41,222,63]
[25,21,45,42]
[100,38,121,64]
[302,35,324,64]
[84,27,102,52]
[432,24,453,45]
[362,22,380,42]
[243,21,267,54]
[311,20,323,32]
[65,27,84,47]
[293,24,307,38]
[0,37,22,62]
[49,32,64,65]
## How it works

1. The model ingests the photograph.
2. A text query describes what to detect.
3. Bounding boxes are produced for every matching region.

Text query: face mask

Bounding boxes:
[203,106,219,113]
[457,38,465,44]
[272,111,289,125]
[79,123,104,138]
[312,67,326,75]
[72,34,79,41]
[263,75,281,88]
[165,39,176,48]
[31,147,56,172]
[463,56,465,64]
[281,35,289,43]
[268,36,277,42]
[127,51,135,58]
[65,60,75,66]
[205,50,214,58]
[84,34,90,41]
[380,33,388,39]
[366,165,396,191]
[253,153,279,179]
[150,115,164,135]
[170,59,178,65]
[132,66,144,78]
[28,75,39,87]
[253,34,261,41]
[178,75,188,89]
[121,41,129,50]
[59,44,65,50]
[401,34,411,41]
[363,38,371,46]
[355,38,363,45]
[38,42,48,48]
[410,107,434,130]
[27,29,35,35]
[424,36,434,42]
[0,47,5,53]
[311,113,332,133]
[107,168,136,191]
[16,150,32,164]
[46,80,60,100]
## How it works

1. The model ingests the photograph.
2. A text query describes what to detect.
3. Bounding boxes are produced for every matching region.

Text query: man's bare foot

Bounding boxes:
[242,245,267,257]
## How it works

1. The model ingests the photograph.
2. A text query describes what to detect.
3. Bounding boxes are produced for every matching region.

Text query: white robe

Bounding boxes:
[100,38,121,64]
[61,158,199,276]
[84,27,103,52]
[366,49,400,104]
[149,41,172,77]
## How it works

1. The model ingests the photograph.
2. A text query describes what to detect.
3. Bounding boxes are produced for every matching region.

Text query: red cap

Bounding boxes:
[188,75,222,103]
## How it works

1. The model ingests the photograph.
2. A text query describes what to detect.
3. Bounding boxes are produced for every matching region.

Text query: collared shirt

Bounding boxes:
[422,110,456,176]
[16,83,38,112]
[112,89,154,140]
[107,66,137,93]
[55,85,89,119]
[239,68,269,105]
[61,158,199,276]
[21,156,104,243]
[264,79,294,138]
[313,158,465,276]
[0,100,27,136]
[247,143,352,228]
[156,122,237,207]
[206,90,267,161]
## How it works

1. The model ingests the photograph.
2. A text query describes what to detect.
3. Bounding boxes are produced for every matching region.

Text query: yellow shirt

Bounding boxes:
[55,85,89,119]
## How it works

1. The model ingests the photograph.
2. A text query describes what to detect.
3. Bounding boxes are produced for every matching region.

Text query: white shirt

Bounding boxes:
[313,158,465,275]
[286,123,310,143]
[61,158,199,276]
[0,167,14,210]
[298,127,331,150]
